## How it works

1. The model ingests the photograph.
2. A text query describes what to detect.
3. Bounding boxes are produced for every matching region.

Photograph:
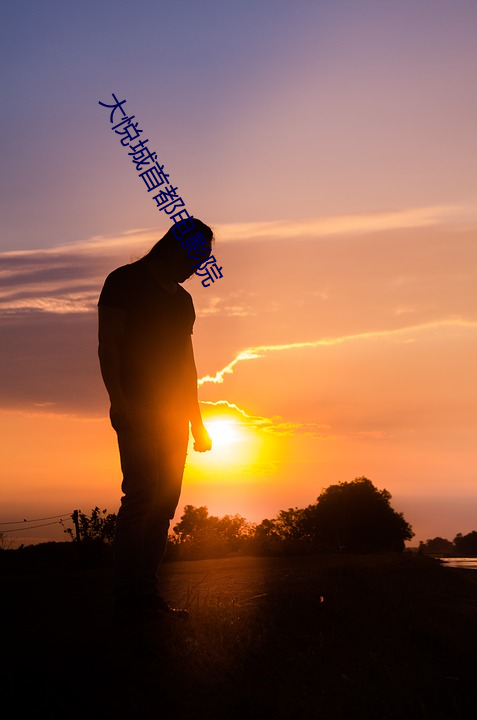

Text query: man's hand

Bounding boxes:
[191,422,212,452]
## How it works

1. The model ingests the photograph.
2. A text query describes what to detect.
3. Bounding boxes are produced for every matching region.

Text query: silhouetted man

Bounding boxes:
[98,220,213,624]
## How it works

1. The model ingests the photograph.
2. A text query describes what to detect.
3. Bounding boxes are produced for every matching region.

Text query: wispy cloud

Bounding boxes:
[0,293,98,315]
[0,205,464,315]
[216,205,462,243]
[198,318,477,385]
[1,211,476,415]
[0,230,161,315]
[199,293,257,317]
[200,399,330,437]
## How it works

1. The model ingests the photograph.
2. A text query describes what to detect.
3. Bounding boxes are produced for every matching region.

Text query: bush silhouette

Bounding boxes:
[454,531,477,556]
[304,477,414,552]
[171,505,254,559]
[419,537,455,554]
[63,507,117,544]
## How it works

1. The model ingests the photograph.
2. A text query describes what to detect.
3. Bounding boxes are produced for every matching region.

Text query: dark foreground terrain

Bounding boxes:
[3,551,477,719]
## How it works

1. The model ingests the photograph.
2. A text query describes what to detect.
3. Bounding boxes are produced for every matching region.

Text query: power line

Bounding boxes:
[0,513,71,526]
[2,520,68,533]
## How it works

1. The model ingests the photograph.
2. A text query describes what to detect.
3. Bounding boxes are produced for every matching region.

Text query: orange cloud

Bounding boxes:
[200,399,330,437]
[215,205,462,243]
[198,318,477,386]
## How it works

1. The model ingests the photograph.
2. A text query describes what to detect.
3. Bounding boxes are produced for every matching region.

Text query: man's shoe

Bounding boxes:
[151,595,189,619]
[113,594,189,625]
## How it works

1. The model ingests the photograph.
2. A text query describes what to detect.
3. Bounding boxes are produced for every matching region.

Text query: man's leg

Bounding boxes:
[141,421,189,599]
[113,419,159,616]
[113,412,189,619]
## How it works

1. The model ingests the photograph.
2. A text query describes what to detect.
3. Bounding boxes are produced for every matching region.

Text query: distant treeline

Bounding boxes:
[419,533,477,557]
[5,477,475,563]
[49,477,414,560]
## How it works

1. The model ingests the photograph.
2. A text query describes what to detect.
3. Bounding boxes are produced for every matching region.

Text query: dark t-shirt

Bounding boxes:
[98,259,196,410]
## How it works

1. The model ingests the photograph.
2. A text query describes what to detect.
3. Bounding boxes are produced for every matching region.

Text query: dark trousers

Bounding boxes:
[112,407,189,607]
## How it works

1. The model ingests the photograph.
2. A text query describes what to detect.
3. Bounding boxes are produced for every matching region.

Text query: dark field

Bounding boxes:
[3,552,477,719]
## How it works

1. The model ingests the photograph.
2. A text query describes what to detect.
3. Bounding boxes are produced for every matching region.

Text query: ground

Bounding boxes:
[3,551,477,718]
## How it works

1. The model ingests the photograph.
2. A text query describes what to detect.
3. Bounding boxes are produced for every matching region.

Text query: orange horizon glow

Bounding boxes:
[2,2,477,549]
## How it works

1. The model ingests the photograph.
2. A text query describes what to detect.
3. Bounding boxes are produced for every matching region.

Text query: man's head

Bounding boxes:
[146,219,214,283]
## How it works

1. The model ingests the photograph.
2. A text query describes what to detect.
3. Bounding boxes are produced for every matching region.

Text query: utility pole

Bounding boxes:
[72,510,81,542]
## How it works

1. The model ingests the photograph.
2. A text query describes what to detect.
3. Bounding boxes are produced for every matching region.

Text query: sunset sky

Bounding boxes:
[1,0,477,547]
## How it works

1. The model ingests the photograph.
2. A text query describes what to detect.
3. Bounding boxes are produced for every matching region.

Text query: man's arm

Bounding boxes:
[184,335,212,452]
[98,305,130,425]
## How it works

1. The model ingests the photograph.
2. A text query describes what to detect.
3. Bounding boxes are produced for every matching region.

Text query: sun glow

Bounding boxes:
[207,419,240,447]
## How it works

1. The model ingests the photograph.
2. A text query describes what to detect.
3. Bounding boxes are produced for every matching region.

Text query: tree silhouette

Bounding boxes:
[171,505,254,559]
[217,514,255,552]
[303,477,414,552]
[418,537,455,554]
[173,505,211,544]
[454,531,477,556]
[255,508,305,543]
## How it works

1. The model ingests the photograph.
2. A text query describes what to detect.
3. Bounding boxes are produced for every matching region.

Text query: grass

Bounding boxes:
[3,552,477,718]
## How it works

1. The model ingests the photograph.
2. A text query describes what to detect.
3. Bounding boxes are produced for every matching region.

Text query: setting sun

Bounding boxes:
[207,419,240,447]
[188,411,265,483]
